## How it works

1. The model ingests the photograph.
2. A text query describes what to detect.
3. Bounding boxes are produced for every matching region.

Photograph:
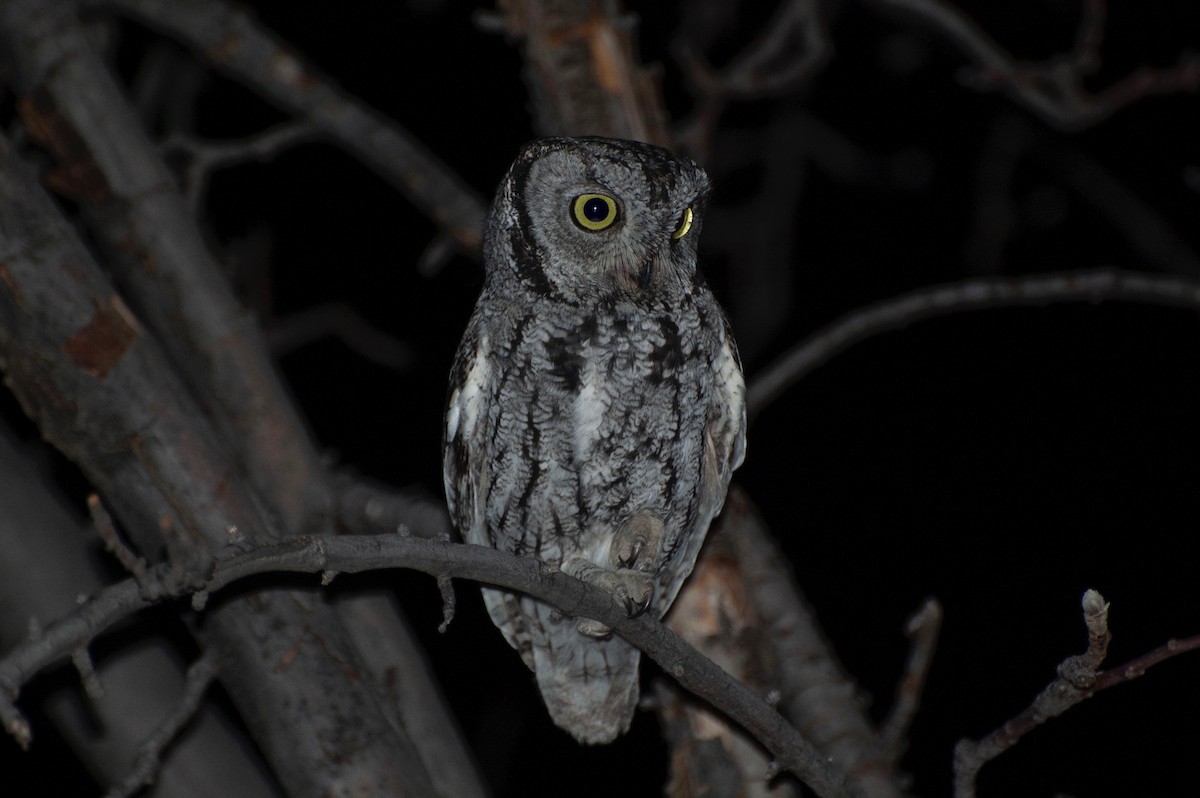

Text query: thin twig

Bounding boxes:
[89,493,149,585]
[0,534,865,798]
[162,121,318,211]
[103,653,220,798]
[265,302,415,371]
[870,0,1200,130]
[89,0,488,254]
[675,0,829,157]
[677,0,829,99]
[879,598,942,763]
[71,645,104,701]
[949,589,1198,798]
[747,269,1200,420]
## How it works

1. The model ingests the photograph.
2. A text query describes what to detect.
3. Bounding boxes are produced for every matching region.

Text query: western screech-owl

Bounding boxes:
[444,136,746,744]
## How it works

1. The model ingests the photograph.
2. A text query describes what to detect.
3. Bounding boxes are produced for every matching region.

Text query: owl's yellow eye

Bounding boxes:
[672,206,694,240]
[572,194,619,231]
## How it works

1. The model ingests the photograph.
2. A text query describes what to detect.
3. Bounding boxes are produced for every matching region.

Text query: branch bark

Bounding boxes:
[88,0,488,254]
[748,269,1200,420]
[0,127,440,796]
[2,533,866,798]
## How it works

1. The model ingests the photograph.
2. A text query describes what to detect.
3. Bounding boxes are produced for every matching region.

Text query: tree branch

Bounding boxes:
[88,0,487,254]
[953,589,1200,797]
[1,534,866,798]
[162,121,318,212]
[103,653,220,798]
[0,123,440,794]
[879,598,942,764]
[497,0,671,145]
[747,268,1200,420]
[869,0,1200,130]
[721,489,907,798]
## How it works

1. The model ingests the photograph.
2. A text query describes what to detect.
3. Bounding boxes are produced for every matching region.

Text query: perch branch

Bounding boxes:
[953,589,1200,797]
[747,268,1200,420]
[0,534,865,798]
[870,0,1200,130]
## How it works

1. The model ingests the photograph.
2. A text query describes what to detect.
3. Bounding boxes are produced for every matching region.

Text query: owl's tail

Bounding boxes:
[481,587,641,744]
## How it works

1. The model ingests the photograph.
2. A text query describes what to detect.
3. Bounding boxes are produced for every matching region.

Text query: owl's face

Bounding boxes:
[485,137,711,297]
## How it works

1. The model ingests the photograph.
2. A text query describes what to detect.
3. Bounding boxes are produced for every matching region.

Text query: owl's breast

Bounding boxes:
[564,303,714,520]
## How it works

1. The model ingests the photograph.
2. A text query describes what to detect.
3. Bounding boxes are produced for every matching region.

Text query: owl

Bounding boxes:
[443,136,746,744]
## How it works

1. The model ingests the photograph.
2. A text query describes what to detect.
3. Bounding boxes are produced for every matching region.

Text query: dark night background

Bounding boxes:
[4,1,1200,796]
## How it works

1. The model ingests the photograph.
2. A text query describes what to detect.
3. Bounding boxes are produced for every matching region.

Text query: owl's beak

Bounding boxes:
[635,256,654,289]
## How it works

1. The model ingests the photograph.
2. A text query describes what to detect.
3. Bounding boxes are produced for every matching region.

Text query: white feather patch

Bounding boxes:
[448,335,490,443]
[573,356,607,462]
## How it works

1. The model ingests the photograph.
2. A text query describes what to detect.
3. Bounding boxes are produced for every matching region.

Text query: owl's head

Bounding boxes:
[485,137,711,297]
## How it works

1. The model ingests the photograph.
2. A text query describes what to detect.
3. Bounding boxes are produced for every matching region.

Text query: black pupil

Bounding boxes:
[583,197,610,223]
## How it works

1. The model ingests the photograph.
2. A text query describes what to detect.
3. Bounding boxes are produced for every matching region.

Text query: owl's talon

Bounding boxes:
[612,570,654,619]
[623,590,652,618]
[577,618,613,638]
[613,510,665,571]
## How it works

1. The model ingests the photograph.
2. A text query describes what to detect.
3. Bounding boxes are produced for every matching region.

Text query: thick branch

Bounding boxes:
[0,129,438,795]
[0,430,274,797]
[748,269,1200,420]
[498,0,671,144]
[5,0,328,533]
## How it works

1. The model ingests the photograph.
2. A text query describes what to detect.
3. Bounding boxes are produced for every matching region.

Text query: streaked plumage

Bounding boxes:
[444,136,745,743]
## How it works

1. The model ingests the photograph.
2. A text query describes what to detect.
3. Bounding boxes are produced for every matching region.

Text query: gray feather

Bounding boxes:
[444,136,746,744]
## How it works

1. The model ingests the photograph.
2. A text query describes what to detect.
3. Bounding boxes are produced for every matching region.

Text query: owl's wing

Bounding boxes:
[443,318,491,542]
[704,317,748,502]
[657,315,747,612]
[443,318,541,670]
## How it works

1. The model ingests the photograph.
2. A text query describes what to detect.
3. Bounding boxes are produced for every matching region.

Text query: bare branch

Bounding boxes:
[497,0,671,144]
[748,269,1200,420]
[953,590,1200,797]
[677,0,829,99]
[870,0,1200,130]
[162,121,318,211]
[879,598,942,764]
[332,474,454,540]
[89,0,487,254]
[1,534,865,798]
[265,301,416,371]
[6,0,330,533]
[661,521,799,798]
[721,489,906,798]
[0,118,440,794]
[89,493,150,584]
[675,0,830,157]
[103,653,220,798]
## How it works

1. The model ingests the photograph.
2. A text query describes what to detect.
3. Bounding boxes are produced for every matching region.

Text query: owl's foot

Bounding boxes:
[612,509,664,570]
[562,556,655,638]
